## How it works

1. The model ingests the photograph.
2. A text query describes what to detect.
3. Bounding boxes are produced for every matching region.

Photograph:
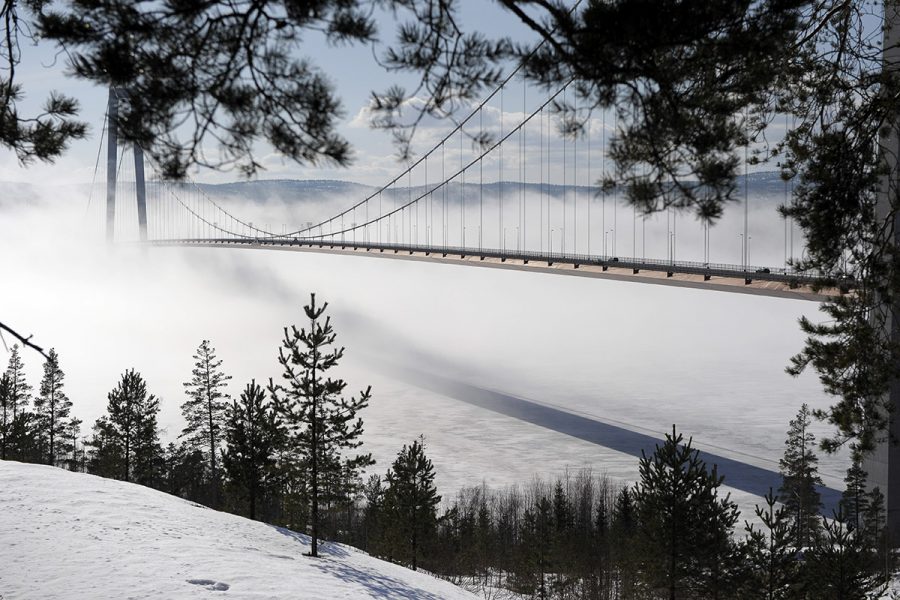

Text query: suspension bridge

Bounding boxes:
[99,70,850,304]
[94,43,896,534]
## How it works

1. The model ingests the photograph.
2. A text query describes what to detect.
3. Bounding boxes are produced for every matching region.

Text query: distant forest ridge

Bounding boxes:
[1,170,793,207]
[191,170,793,205]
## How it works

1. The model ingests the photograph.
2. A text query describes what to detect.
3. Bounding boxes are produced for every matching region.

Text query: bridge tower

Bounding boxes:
[106,87,148,242]
[864,0,900,545]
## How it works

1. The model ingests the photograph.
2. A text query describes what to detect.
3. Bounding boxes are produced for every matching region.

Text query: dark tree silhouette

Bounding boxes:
[32,348,72,465]
[383,437,441,571]
[778,403,823,548]
[181,340,231,507]
[103,369,161,483]
[222,380,280,520]
[4,344,32,420]
[632,426,740,600]
[269,293,373,557]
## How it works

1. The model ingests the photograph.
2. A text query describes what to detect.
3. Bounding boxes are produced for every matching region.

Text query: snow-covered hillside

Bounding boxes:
[0,461,475,599]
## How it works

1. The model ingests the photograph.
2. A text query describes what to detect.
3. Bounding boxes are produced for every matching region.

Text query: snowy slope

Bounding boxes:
[0,461,475,599]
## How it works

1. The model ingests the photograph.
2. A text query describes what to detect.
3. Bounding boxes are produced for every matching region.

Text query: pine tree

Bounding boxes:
[222,380,280,520]
[632,425,740,600]
[4,344,31,419]
[181,340,231,506]
[383,437,441,571]
[104,369,161,483]
[778,404,823,548]
[269,293,373,557]
[32,349,72,466]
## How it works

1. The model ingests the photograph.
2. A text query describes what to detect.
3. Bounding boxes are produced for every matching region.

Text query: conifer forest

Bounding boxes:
[1,293,893,599]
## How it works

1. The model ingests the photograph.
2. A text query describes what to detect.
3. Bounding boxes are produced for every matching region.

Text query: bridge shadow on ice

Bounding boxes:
[388,365,842,514]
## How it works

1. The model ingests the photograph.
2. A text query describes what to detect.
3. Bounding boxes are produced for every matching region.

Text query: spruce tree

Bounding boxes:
[362,474,386,555]
[383,437,441,571]
[803,509,878,600]
[550,480,573,595]
[778,403,823,548]
[535,495,553,599]
[132,399,164,488]
[4,411,37,462]
[222,380,280,520]
[742,488,797,600]
[66,417,82,471]
[632,425,740,600]
[612,486,638,597]
[594,499,610,588]
[269,293,373,557]
[840,453,869,535]
[862,487,889,583]
[86,416,123,478]
[4,344,31,419]
[104,369,161,483]
[613,487,636,537]
[164,441,208,502]
[181,340,231,506]
[32,349,72,466]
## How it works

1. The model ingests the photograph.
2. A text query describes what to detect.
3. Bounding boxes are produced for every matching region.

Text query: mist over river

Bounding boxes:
[1,181,845,517]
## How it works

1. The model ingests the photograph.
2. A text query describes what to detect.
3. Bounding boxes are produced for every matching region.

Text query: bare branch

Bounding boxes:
[0,321,49,359]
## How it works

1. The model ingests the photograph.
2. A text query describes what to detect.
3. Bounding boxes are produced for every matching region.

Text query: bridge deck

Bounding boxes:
[149,238,848,302]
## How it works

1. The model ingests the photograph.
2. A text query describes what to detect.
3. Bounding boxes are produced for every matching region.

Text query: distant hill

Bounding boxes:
[193,179,377,204]
[0,171,793,209]
[190,171,793,206]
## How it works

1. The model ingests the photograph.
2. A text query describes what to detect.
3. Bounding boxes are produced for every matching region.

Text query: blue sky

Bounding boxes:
[0,1,544,186]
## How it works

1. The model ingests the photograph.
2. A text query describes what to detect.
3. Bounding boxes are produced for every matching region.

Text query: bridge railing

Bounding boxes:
[150,237,848,289]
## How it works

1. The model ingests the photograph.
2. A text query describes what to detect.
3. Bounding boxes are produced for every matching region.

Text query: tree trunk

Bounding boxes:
[2,401,7,460]
[48,394,54,466]
[311,365,319,558]
[206,364,218,508]
[670,510,676,600]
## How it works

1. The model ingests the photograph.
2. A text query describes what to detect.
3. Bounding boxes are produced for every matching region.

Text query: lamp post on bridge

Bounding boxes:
[738,233,752,270]
[604,229,614,258]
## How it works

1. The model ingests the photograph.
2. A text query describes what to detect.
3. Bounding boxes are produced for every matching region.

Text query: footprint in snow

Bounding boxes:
[186,579,230,591]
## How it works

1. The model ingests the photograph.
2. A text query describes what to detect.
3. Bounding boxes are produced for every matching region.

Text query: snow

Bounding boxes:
[0,461,476,599]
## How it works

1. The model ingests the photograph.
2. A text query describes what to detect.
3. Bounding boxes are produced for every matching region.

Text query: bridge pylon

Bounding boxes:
[105,87,148,242]
[863,0,900,546]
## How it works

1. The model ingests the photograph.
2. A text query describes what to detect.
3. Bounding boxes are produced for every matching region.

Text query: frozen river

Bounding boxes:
[3,198,847,520]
